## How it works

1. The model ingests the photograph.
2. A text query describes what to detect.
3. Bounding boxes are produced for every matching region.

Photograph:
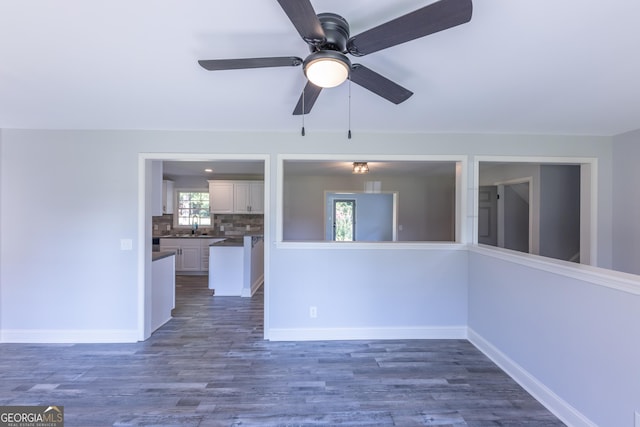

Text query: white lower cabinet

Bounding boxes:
[159,238,202,272]
[180,243,201,271]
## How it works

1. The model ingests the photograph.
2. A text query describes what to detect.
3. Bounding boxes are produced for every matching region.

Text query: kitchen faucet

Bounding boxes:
[191,214,199,234]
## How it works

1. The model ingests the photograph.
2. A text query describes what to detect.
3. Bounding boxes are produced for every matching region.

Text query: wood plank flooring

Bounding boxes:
[0,276,564,426]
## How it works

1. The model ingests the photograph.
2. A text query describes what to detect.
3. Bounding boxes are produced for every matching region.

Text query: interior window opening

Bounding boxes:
[478,162,586,264]
[282,159,460,243]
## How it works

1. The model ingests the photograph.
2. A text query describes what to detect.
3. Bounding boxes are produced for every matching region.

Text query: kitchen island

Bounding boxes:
[209,235,264,297]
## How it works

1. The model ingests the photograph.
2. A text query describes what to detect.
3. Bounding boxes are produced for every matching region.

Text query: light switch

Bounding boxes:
[120,239,133,251]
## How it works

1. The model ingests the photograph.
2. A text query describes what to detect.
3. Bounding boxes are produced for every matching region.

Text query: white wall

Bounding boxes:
[0,129,615,343]
[468,247,640,427]
[613,129,640,274]
[0,130,2,333]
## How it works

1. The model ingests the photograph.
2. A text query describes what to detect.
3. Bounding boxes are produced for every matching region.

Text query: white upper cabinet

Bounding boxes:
[209,181,234,214]
[162,180,174,214]
[249,181,264,213]
[233,182,251,213]
[209,180,264,214]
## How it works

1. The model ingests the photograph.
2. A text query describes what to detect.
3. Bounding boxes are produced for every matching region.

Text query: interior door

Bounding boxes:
[478,186,498,246]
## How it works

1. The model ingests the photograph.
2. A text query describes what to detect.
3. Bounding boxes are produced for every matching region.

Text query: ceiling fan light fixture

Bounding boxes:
[304,51,351,88]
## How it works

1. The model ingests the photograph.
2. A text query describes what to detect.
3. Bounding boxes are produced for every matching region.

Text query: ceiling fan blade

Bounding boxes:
[292,81,322,115]
[349,64,413,104]
[276,0,326,46]
[198,57,302,71]
[347,0,472,56]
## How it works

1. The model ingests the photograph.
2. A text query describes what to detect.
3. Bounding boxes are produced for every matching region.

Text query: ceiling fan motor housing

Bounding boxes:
[314,13,350,52]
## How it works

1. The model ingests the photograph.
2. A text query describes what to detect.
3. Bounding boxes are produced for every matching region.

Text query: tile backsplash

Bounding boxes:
[153,214,263,236]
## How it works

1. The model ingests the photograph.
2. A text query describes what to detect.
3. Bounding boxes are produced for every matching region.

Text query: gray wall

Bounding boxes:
[283,172,455,241]
[613,129,640,275]
[0,129,615,343]
[539,165,581,261]
[468,249,640,427]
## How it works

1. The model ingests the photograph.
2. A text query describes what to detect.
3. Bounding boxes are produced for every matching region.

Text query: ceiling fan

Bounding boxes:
[198,0,472,115]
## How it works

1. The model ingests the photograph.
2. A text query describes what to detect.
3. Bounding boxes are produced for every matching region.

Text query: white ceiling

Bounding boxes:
[1,0,639,136]
[163,160,265,177]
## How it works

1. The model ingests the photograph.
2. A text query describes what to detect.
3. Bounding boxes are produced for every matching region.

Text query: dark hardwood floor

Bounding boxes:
[0,275,564,426]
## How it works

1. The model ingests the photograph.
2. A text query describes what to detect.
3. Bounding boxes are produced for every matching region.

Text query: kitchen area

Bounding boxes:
[150,160,265,332]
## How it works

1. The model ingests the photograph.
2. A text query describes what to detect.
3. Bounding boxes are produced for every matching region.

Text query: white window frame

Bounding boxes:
[172,188,211,228]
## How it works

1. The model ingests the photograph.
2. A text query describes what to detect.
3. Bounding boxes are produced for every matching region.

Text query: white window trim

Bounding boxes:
[472,155,598,267]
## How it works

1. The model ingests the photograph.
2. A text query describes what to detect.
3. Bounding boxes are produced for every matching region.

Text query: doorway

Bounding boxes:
[325,192,397,242]
[501,181,531,253]
[333,199,355,241]
[479,181,531,254]
[139,153,270,342]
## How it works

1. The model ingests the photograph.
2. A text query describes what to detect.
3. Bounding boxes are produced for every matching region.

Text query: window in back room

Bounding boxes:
[176,190,211,227]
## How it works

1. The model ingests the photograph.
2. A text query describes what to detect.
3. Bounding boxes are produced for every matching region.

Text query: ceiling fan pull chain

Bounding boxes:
[348,78,352,139]
[301,88,306,136]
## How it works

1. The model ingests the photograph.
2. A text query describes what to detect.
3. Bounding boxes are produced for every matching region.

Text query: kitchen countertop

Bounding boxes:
[156,234,263,247]
[210,237,244,247]
[152,250,176,261]
[156,233,263,239]
[156,234,226,239]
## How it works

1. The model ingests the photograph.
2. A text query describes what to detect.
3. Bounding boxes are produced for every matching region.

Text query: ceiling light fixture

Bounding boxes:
[204,168,213,173]
[304,51,351,88]
[352,162,369,174]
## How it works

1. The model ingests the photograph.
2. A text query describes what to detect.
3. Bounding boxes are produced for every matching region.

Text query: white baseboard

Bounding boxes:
[242,275,264,298]
[0,329,140,343]
[251,275,264,296]
[467,328,597,427]
[268,326,467,341]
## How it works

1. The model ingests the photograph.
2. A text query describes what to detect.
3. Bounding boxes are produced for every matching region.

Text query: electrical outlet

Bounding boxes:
[166,224,171,231]
[220,225,224,231]
[309,306,317,318]
[153,224,158,231]
[246,224,251,231]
